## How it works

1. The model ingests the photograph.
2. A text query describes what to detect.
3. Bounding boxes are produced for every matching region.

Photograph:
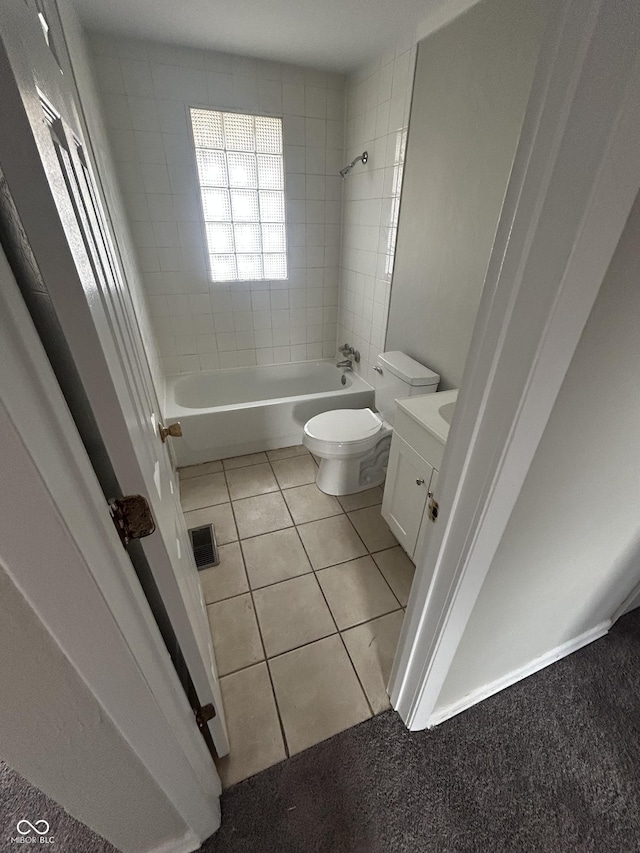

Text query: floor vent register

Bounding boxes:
[188,523,219,570]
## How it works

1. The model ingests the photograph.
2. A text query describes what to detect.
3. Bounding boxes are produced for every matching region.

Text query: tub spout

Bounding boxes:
[336,359,353,369]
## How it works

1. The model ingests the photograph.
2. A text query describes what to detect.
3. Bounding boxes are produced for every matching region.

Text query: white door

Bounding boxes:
[0,0,228,754]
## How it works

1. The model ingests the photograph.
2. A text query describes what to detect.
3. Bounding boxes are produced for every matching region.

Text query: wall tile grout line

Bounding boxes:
[93,36,347,378]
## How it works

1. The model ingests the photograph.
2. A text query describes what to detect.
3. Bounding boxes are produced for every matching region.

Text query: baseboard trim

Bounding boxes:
[428,621,611,727]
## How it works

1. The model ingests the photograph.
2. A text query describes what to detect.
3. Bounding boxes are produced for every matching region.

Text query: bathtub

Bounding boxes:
[164,360,375,466]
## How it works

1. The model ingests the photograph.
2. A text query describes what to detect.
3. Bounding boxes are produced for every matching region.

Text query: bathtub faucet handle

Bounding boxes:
[336,359,353,369]
[338,344,361,363]
[158,421,183,443]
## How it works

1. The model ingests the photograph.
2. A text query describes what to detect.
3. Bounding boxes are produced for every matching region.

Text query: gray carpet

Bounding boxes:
[0,760,117,852]
[3,610,640,852]
[204,609,640,853]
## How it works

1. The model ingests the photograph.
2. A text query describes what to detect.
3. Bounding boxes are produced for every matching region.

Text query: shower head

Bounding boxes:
[340,151,368,178]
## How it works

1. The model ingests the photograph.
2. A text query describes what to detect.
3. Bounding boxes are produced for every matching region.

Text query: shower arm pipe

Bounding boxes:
[340,151,368,178]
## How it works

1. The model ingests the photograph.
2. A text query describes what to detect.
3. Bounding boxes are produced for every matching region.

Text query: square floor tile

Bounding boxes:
[183,502,237,544]
[372,546,415,606]
[178,460,223,479]
[266,445,310,461]
[180,472,229,512]
[233,492,294,539]
[207,594,264,676]
[199,542,248,604]
[317,556,400,630]
[271,455,318,489]
[348,505,397,552]
[242,528,312,589]
[297,515,367,570]
[337,486,383,513]
[282,483,343,525]
[226,462,279,501]
[342,611,405,714]
[270,635,371,755]
[223,452,269,470]
[253,574,336,657]
[216,663,286,787]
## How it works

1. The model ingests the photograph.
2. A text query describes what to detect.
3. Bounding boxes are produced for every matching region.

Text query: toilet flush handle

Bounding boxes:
[373,365,383,374]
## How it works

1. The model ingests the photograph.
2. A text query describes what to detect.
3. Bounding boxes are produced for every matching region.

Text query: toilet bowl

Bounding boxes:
[304,408,393,495]
[303,352,440,495]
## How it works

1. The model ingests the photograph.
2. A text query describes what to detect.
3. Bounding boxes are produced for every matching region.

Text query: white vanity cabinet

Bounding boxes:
[382,435,435,557]
[382,390,457,563]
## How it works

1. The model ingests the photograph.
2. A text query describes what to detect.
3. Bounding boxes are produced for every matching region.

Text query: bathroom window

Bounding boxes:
[190,108,287,282]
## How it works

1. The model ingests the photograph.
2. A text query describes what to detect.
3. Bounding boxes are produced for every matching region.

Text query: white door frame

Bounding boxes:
[0,245,219,851]
[390,0,640,729]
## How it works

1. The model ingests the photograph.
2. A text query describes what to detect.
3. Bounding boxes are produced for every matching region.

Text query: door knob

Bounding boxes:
[158,421,183,443]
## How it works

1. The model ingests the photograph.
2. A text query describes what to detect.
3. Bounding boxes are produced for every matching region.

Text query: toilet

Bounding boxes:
[303,351,440,495]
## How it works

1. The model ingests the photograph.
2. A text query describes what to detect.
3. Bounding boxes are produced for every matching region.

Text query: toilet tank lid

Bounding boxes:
[378,352,440,386]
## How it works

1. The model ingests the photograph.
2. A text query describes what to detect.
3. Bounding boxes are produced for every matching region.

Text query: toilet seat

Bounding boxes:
[303,408,392,462]
[304,408,383,446]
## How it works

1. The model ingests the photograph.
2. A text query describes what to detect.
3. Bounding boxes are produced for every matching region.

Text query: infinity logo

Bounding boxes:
[16,820,50,836]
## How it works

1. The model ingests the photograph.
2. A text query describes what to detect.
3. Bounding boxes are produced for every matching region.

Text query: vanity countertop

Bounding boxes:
[396,389,459,445]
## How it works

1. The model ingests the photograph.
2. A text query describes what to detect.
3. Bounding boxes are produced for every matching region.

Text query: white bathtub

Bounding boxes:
[164,360,375,465]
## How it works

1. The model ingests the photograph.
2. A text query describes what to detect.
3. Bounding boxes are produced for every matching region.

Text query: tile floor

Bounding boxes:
[179,445,416,787]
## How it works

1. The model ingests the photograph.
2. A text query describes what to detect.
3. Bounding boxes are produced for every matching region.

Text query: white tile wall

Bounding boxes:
[338,43,417,384]
[90,34,345,374]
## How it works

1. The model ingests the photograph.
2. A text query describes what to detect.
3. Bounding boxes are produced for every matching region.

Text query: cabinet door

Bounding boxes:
[382,435,434,558]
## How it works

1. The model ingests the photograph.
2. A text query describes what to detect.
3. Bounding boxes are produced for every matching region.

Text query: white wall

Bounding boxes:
[0,563,185,852]
[88,33,345,374]
[336,40,417,385]
[386,0,548,390]
[435,191,640,712]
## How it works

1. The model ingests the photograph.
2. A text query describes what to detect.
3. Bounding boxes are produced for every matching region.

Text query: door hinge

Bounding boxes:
[110,495,156,546]
[428,493,439,522]
[195,703,216,729]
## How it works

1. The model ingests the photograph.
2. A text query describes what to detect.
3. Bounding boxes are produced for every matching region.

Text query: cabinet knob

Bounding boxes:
[416,478,425,485]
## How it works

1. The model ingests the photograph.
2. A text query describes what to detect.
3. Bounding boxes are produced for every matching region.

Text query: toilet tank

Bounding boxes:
[373,351,440,425]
